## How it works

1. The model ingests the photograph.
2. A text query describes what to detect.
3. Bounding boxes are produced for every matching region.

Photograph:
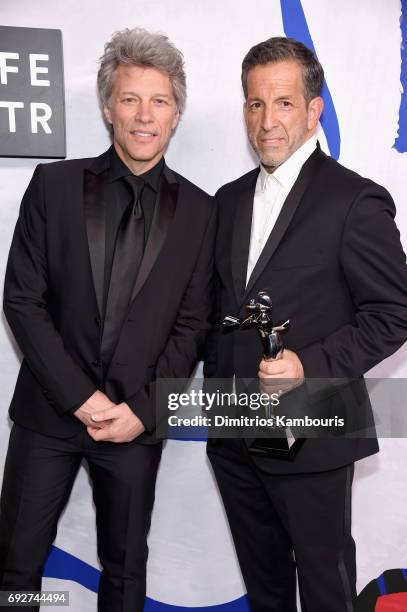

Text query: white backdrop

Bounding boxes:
[1,1,406,609]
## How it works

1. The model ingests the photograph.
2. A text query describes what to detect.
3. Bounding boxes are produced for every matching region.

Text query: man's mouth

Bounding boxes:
[130,130,156,139]
[261,136,286,146]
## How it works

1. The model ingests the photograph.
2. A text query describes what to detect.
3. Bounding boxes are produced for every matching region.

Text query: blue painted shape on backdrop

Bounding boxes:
[376,573,387,596]
[280,0,341,159]
[394,0,407,152]
[143,596,250,611]
[43,545,100,592]
[168,424,208,441]
[44,546,250,610]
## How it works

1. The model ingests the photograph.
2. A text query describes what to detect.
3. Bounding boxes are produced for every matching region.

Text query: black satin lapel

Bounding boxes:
[83,169,108,317]
[130,173,178,303]
[231,173,258,303]
[243,147,326,303]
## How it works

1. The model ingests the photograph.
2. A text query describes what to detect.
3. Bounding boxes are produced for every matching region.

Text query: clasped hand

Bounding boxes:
[74,390,145,442]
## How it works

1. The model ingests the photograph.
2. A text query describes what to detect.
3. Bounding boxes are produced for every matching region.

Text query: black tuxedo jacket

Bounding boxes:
[206,144,407,473]
[4,149,215,443]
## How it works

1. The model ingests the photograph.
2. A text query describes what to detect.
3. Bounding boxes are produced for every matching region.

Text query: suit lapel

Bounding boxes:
[130,164,179,303]
[83,152,110,317]
[231,169,259,304]
[243,145,326,304]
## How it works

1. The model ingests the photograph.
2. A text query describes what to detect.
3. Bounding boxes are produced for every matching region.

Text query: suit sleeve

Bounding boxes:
[297,183,407,379]
[202,190,222,379]
[3,164,97,415]
[126,201,217,432]
[202,265,221,379]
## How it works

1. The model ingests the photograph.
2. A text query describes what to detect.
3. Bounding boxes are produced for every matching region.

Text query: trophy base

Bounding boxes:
[248,437,304,460]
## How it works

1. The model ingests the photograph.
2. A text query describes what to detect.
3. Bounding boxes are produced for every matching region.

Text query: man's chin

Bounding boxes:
[258,147,290,168]
[260,155,286,170]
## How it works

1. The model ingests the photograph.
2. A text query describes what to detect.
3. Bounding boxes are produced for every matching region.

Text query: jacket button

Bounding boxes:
[92,360,102,367]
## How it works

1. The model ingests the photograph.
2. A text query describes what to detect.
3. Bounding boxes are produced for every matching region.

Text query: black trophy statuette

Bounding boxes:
[222,290,303,460]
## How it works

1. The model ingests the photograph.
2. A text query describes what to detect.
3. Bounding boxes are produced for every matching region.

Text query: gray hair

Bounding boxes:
[97,27,186,113]
[241,37,324,104]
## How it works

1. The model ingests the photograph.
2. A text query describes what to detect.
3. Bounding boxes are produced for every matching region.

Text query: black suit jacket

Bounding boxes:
[4,149,216,443]
[206,144,407,473]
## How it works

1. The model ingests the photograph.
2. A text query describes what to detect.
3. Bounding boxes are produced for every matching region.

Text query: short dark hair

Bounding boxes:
[241,36,324,103]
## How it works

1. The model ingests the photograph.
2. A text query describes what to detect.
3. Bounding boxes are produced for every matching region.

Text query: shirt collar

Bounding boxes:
[259,135,317,192]
[109,145,164,192]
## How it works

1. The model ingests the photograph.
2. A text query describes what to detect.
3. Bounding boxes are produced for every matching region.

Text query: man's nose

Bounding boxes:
[135,101,153,123]
[261,105,278,131]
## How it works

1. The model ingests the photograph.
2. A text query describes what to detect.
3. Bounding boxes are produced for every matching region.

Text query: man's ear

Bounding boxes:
[243,101,248,125]
[307,96,324,131]
[172,110,180,130]
[103,104,112,125]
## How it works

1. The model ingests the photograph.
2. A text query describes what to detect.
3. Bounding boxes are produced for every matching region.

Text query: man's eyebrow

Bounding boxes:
[119,91,171,97]
[247,96,263,102]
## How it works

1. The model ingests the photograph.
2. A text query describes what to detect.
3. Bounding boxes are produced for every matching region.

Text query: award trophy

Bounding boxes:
[222,290,304,460]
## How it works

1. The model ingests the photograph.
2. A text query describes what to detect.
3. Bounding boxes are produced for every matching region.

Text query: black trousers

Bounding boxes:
[208,439,356,612]
[0,424,162,612]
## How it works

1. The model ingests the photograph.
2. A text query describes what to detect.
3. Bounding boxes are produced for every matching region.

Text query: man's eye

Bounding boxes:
[122,97,136,103]
[249,102,262,110]
[154,98,167,105]
[280,100,292,108]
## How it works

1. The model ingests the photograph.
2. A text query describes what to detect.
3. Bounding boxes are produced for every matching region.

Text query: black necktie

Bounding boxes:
[101,175,145,366]
[123,174,145,221]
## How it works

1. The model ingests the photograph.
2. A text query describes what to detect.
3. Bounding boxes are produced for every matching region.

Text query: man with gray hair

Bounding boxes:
[0,27,215,611]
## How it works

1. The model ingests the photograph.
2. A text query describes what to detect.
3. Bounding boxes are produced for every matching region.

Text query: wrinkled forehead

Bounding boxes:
[246,60,306,98]
[104,64,174,110]
[112,63,173,89]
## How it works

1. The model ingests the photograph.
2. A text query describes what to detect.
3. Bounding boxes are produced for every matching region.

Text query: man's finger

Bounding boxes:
[259,363,285,376]
[260,358,286,371]
[91,406,121,422]
[87,425,114,441]
[87,426,128,444]
[88,418,112,429]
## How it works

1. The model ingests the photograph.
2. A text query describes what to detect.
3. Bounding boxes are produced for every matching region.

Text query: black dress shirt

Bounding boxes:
[104,146,164,317]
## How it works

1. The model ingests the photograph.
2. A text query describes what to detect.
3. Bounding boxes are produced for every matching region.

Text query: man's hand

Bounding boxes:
[258,349,304,395]
[74,390,115,429]
[87,403,146,443]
